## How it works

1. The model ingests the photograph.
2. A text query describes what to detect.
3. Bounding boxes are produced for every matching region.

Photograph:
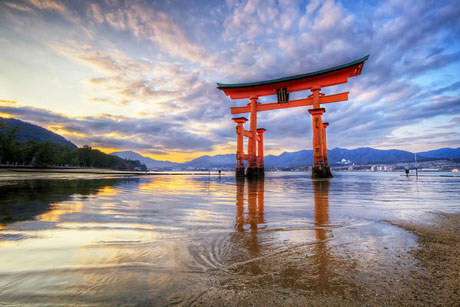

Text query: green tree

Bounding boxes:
[54,145,76,166]
[33,142,57,167]
[76,145,94,167]
[0,124,146,170]
[0,124,20,164]
[20,141,40,165]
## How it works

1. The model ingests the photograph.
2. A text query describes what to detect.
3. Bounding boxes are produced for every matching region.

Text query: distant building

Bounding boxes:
[340,158,352,165]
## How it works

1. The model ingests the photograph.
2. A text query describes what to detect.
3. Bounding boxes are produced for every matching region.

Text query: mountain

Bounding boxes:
[263,147,416,167]
[265,150,312,167]
[0,117,77,148]
[417,147,460,159]
[111,152,237,170]
[328,147,416,164]
[113,147,426,170]
[113,147,460,170]
[181,154,235,169]
[110,151,179,169]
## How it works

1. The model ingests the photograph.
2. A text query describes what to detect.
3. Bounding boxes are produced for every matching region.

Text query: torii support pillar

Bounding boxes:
[246,97,259,179]
[308,86,332,179]
[257,128,266,178]
[322,122,329,169]
[232,117,247,178]
[309,108,332,178]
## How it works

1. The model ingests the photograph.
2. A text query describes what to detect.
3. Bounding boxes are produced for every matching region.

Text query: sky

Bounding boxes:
[0,0,459,162]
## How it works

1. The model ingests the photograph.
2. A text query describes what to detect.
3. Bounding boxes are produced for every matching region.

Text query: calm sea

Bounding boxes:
[0,172,459,305]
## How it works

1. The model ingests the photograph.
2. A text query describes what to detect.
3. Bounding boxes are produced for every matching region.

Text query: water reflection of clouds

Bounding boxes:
[0,173,458,304]
[0,178,139,227]
[39,202,83,222]
[97,185,121,196]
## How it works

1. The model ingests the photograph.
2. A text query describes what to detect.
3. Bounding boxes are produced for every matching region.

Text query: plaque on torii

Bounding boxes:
[217,55,369,179]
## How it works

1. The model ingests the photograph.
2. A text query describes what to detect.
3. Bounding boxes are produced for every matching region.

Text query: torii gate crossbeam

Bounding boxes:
[217,55,369,179]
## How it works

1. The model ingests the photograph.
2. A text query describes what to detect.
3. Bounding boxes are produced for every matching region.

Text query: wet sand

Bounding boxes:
[384,213,460,306]
[196,213,460,306]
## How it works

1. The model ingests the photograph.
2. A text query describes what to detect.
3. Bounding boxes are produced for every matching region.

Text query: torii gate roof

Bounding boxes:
[217,55,369,99]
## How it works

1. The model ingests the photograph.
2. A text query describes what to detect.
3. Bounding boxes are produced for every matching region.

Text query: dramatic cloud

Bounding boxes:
[0,105,216,153]
[86,1,205,63]
[26,0,67,12]
[0,99,17,104]
[4,2,34,13]
[0,0,459,159]
[49,40,199,109]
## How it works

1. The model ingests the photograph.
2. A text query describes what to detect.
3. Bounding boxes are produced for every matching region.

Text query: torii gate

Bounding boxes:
[217,55,369,179]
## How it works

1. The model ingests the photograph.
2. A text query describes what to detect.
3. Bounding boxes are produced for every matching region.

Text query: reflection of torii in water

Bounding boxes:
[235,178,265,262]
[234,178,334,291]
[312,179,332,293]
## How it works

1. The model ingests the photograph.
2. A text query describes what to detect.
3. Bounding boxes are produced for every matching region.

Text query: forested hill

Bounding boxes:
[0,117,146,170]
[0,117,76,148]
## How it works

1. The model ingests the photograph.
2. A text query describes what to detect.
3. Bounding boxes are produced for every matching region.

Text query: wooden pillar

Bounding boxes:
[256,128,266,177]
[309,86,332,178]
[247,96,259,178]
[322,122,329,167]
[309,107,326,165]
[232,117,247,177]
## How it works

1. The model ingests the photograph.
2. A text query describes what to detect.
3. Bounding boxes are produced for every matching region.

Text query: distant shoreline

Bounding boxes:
[1,168,458,177]
[0,168,220,176]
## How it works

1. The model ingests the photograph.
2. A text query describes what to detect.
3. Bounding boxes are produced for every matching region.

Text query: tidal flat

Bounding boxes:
[0,172,459,306]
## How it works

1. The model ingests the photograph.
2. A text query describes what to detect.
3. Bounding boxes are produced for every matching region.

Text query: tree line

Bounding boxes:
[0,123,147,170]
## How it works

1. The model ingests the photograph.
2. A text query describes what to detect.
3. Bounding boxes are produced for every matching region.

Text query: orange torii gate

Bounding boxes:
[217,55,369,179]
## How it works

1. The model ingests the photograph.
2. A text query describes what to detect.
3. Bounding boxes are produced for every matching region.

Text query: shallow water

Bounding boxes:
[0,172,459,305]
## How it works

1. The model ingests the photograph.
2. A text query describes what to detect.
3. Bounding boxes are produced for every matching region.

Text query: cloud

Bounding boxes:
[50,41,148,74]
[4,2,34,13]
[26,0,66,12]
[23,0,80,23]
[217,0,365,82]
[84,1,205,63]
[1,0,459,155]
[0,99,17,104]
[223,0,300,41]
[49,40,198,108]
[87,3,104,24]
[0,105,216,152]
